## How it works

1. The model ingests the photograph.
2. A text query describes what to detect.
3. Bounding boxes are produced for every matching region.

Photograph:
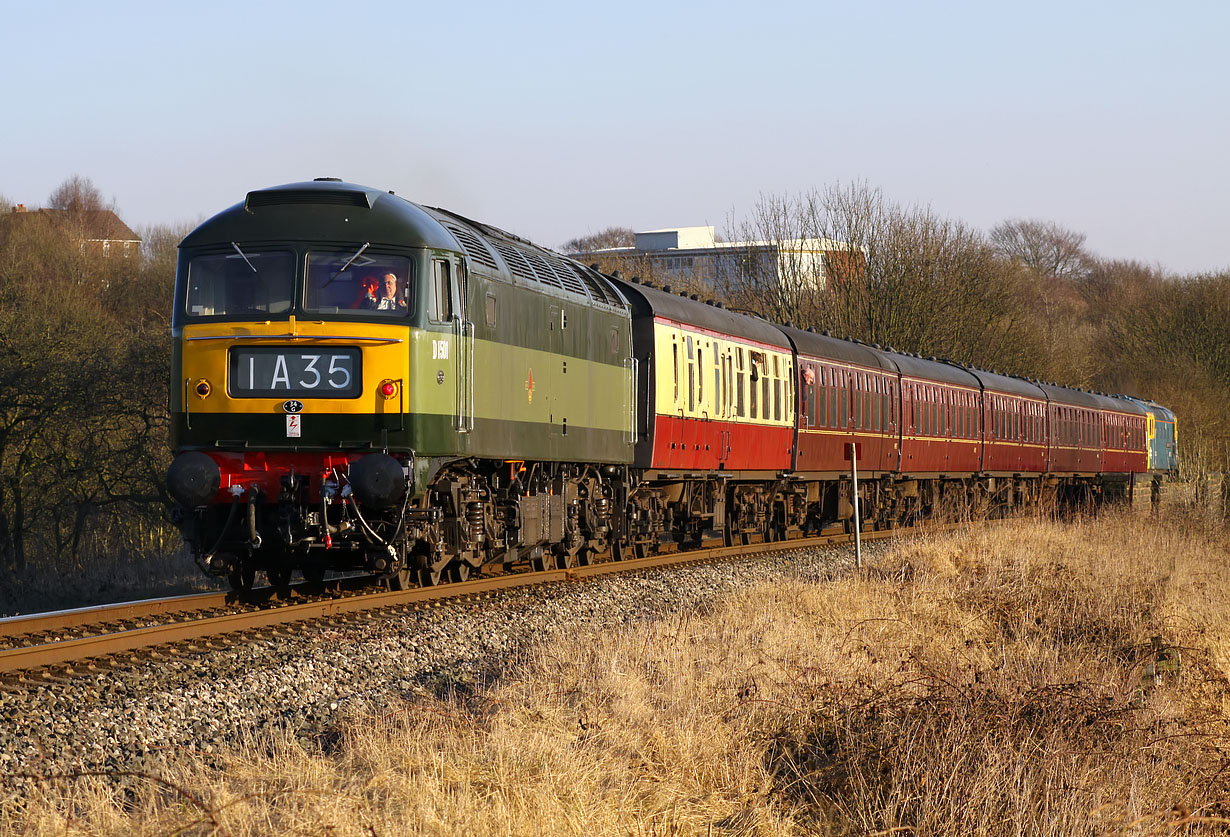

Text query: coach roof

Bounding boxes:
[614,280,791,350]
[777,326,896,372]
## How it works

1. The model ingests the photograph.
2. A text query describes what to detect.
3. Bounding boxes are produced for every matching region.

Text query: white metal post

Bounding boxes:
[850,443,862,570]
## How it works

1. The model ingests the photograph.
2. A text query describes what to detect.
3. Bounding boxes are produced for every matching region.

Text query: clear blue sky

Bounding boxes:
[3,0,1227,274]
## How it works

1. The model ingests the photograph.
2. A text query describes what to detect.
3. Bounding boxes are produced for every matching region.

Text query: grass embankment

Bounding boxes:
[8,511,1230,835]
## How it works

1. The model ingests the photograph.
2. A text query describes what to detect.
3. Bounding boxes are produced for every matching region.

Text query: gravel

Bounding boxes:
[0,541,886,787]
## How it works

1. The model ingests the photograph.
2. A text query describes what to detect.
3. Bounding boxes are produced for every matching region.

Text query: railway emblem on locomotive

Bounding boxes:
[282,400,304,414]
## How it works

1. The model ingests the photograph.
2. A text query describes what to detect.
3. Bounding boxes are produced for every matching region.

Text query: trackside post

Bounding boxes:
[850,443,862,570]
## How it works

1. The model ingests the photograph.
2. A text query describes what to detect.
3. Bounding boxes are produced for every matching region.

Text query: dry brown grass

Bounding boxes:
[7,509,1230,835]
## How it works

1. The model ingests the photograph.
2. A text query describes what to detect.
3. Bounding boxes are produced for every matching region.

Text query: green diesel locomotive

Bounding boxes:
[167,179,636,588]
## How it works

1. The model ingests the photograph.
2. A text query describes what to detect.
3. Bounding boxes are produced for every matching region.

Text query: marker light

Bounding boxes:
[195,379,212,398]
[379,379,398,399]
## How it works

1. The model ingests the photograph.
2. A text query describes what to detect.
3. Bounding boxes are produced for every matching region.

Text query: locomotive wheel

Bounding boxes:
[554,547,580,570]
[302,567,326,584]
[267,568,293,588]
[528,547,551,572]
[449,562,471,583]
[417,551,451,587]
[228,567,256,591]
[387,567,414,590]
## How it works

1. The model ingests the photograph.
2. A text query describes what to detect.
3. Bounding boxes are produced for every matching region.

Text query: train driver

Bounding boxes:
[376,272,407,312]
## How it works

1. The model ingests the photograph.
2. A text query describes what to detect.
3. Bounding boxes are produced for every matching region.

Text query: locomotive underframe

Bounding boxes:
[175,453,1128,590]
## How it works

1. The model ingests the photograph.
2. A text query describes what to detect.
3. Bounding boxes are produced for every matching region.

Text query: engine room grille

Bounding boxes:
[491,241,541,286]
[443,223,500,271]
[574,266,621,305]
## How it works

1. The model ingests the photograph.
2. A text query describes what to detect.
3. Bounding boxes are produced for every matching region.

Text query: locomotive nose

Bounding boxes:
[347,454,406,509]
[167,452,222,507]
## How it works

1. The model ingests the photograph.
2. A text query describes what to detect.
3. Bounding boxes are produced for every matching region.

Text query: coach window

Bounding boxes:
[698,346,705,409]
[825,369,834,428]
[818,369,825,427]
[757,356,767,418]
[788,362,796,422]
[835,373,844,429]
[853,375,862,429]
[714,351,722,417]
[733,355,740,418]
[686,336,695,413]
[722,353,731,417]
[772,357,781,422]
[742,356,752,418]
[672,338,680,405]
[733,352,742,420]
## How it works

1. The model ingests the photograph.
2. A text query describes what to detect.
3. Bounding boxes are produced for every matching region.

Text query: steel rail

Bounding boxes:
[0,524,919,677]
[0,592,233,639]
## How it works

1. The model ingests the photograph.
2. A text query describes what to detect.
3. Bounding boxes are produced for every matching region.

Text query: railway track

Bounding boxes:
[0,526,915,682]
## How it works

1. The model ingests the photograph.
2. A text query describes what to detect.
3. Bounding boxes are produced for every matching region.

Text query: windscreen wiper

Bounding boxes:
[232,242,258,273]
[337,242,371,275]
[319,242,372,290]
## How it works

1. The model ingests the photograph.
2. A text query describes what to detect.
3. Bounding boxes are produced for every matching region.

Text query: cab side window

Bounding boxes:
[431,260,453,322]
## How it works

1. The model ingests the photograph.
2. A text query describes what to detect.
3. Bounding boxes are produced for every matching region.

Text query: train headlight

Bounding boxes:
[379,379,399,400]
[195,378,212,399]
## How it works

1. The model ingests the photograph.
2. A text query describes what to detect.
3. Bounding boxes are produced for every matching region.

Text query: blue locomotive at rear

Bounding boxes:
[1123,397,1179,474]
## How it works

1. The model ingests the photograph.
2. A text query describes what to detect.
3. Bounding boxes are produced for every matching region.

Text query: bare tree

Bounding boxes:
[46,174,114,214]
[723,184,1045,374]
[989,219,1090,280]
[561,226,635,255]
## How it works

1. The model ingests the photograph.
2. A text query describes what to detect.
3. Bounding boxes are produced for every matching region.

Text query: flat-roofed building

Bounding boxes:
[575,225,860,294]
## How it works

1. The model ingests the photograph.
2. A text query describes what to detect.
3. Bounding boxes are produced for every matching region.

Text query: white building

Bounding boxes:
[576,226,857,293]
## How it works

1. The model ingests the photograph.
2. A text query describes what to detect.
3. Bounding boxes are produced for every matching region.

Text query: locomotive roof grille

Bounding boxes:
[538,251,589,296]
[245,189,372,209]
[491,240,559,289]
[574,265,620,305]
[442,223,500,271]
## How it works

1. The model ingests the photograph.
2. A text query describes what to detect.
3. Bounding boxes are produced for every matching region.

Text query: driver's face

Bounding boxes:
[383,276,397,296]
